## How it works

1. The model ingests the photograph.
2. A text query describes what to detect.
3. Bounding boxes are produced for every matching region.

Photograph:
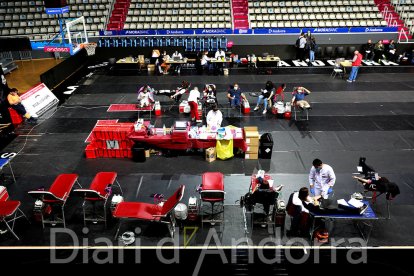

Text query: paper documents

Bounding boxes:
[337,199,350,207]
[348,198,364,208]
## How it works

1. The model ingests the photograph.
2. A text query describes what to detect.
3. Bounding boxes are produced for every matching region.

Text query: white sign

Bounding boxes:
[20,83,59,117]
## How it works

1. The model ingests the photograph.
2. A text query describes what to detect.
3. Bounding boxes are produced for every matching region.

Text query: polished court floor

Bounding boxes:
[1,71,414,253]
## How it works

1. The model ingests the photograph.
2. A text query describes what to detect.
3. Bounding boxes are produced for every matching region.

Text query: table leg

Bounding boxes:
[8,162,16,183]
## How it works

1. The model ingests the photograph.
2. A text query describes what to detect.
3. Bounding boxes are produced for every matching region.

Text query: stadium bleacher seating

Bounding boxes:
[124,0,232,30]
[0,0,111,40]
[0,0,411,39]
[248,0,388,28]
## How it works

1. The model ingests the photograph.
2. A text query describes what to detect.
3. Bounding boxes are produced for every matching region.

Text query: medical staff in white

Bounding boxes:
[309,158,336,199]
[206,105,223,131]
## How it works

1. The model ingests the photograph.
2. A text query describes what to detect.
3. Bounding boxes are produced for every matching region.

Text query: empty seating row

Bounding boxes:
[0,4,110,13]
[248,0,376,7]
[249,6,380,14]
[0,0,110,38]
[250,20,387,28]
[133,0,228,2]
[0,12,107,22]
[391,0,413,4]
[250,13,383,21]
[127,8,231,16]
[124,22,232,29]
[125,15,230,23]
[126,0,232,29]
[395,5,414,12]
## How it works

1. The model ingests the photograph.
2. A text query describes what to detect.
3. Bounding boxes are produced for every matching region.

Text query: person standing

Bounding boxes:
[347,50,363,83]
[296,32,307,61]
[309,159,336,199]
[309,37,317,63]
[188,86,201,123]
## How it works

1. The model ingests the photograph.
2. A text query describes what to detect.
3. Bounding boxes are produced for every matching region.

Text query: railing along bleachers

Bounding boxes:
[124,0,232,29]
[391,0,414,35]
[248,0,388,28]
[0,0,111,40]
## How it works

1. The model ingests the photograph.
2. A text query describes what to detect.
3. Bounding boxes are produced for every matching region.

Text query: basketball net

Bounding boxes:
[80,43,97,56]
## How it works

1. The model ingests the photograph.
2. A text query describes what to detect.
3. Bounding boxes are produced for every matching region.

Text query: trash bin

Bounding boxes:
[259,133,273,159]
[132,143,146,162]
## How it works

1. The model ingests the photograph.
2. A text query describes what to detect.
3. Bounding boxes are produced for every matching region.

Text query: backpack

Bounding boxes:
[295,38,300,48]
[286,192,301,217]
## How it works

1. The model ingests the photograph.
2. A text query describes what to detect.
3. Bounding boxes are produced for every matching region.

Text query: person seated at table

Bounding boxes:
[201,51,211,73]
[300,187,368,215]
[352,175,400,200]
[291,86,311,110]
[254,81,275,115]
[203,84,218,106]
[215,48,226,60]
[363,39,375,61]
[227,83,247,108]
[160,51,171,74]
[137,85,155,108]
[155,54,164,76]
[214,48,226,75]
[206,104,223,131]
[387,39,397,62]
[7,88,37,123]
[171,50,184,75]
[288,187,368,236]
[171,80,191,102]
[273,83,286,103]
[151,49,160,64]
[374,40,385,62]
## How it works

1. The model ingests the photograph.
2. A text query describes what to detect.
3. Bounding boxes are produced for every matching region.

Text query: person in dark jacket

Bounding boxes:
[363,39,375,61]
[254,81,275,114]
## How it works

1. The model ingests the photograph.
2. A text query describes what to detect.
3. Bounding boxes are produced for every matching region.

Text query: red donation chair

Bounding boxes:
[113,185,185,238]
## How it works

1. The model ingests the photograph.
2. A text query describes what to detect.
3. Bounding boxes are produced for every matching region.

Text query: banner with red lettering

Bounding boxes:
[21,83,59,117]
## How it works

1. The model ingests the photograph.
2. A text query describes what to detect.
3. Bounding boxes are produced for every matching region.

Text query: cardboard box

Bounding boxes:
[205,147,216,162]
[145,150,150,158]
[245,153,259,160]
[244,126,258,132]
[245,138,259,146]
[246,145,259,153]
[244,126,260,140]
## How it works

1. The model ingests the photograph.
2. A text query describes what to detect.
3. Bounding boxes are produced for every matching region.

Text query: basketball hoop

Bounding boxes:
[81,42,97,56]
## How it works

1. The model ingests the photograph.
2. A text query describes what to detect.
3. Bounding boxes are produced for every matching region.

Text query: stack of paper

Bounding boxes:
[337,199,350,207]
[348,198,364,208]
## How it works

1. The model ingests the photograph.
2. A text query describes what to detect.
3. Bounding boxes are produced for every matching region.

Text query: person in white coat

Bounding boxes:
[206,104,223,131]
[309,158,336,199]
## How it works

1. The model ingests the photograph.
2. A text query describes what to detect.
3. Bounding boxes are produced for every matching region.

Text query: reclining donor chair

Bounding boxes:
[113,185,185,238]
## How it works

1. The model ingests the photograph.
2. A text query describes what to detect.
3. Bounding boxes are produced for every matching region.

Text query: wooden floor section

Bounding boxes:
[4,58,63,93]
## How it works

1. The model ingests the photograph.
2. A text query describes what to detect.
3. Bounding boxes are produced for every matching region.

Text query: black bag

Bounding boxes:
[295,38,300,48]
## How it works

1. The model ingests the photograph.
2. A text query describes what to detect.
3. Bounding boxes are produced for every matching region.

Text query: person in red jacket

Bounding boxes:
[347,50,363,82]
